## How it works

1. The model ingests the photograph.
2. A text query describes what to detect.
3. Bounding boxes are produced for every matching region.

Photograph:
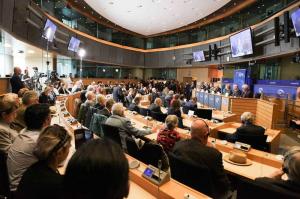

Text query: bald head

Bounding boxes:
[14,67,21,75]
[190,120,210,145]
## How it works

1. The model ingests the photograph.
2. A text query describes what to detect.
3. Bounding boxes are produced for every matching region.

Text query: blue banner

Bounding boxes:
[222,97,229,107]
[234,69,247,90]
[204,93,209,106]
[214,95,222,110]
[256,80,300,87]
[199,92,204,104]
[254,84,298,99]
[209,94,215,108]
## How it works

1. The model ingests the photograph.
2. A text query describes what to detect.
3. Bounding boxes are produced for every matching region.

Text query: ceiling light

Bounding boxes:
[78,48,86,58]
[115,69,119,72]
[28,50,35,54]
[103,69,106,72]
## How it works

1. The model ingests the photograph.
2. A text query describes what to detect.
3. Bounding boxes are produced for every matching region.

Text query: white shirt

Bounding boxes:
[7,128,40,191]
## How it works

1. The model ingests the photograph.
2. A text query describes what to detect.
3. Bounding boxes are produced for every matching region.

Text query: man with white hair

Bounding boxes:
[241,84,252,98]
[255,146,300,196]
[149,98,163,113]
[226,112,266,149]
[105,103,152,149]
[150,88,159,104]
[84,91,95,107]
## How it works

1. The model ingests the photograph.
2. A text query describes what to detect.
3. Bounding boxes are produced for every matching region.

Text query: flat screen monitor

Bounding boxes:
[42,19,57,42]
[195,108,212,120]
[68,37,81,52]
[230,28,253,58]
[193,50,205,62]
[291,8,300,37]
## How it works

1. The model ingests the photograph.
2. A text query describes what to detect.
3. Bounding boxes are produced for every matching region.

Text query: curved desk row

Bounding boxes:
[55,94,210,199]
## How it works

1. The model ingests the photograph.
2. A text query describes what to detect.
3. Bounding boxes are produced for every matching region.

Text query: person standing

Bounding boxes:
[10,67,25,94]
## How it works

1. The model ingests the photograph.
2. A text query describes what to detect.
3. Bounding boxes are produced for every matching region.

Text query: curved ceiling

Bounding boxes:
[85,0,231,36]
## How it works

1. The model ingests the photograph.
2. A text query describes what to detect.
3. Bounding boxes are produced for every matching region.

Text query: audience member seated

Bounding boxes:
[17,88,29,99]
[84,91,96,107]
[241,84,252,98]
[170,94,180,107]
[157,115,180,152]
[223,84,232,96]
[232,84,242,97]
[39,87,52,104]
[16,125,71,199]
[167,99,183,128]
[71,80,83,93]
[226,112,266,148]
[11,91,39,132]
[179,95,185,106]
[171,120,231,198]
[150,88,159,104]
[128,96,141,113]
[149,98,163,114]
[0,96,19,153]
[165,90,174,107]
[99,98,115,118]
[64,139,129,199]
[105,103,151,149]
[7,103,51,191]
[94,94,106,110]
[58,83,71,95]
[184,97,197,111]
[255,146,300,196]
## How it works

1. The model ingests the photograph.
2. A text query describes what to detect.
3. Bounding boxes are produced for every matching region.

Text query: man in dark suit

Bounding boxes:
[241,84,252,98]
[226,112,266,149]
[149,98,163,113]
[255,146,300,196]
[10,67,24,94]
[112,85,123,102]
[172,120,231,198]
[128,96,141,113]
[99,98,115,118]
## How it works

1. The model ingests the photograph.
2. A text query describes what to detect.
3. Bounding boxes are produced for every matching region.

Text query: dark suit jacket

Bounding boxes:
[172,139,231,198]
[150,92,159,103]
[128,103,140,113]
[98,107,111,118]
[149,103,162,113]
[227,123,266,149]
[10,75,24,94]
[241,90,253,98]
[255,177,300,197]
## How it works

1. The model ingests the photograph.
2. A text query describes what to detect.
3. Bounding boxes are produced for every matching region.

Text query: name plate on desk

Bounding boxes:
[234,142,251,152]
[142,165,170,186]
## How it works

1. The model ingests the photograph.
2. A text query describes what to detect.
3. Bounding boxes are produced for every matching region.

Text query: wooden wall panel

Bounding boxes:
[230,98,257,121]
[256,100,278,129]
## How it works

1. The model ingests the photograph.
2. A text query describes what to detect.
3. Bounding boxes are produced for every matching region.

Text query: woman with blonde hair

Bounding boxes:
[16,125,71,199]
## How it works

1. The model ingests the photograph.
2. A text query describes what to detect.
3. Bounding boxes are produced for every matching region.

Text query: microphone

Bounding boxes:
[158,160,162,182]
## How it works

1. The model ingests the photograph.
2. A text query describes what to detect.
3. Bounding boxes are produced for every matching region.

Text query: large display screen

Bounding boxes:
[42,19,57,42]
[193,50,205,62]
[230,28,253,58]
[68,37,81,52]
[291,8,300,37]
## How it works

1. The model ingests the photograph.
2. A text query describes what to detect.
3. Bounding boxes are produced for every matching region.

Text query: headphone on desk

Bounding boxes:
[282,146,300,174]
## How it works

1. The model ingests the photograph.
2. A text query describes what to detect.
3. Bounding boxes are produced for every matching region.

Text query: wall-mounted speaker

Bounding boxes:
[214,44,218,60]
[274,17,280,46]
[284,11,290,43]
[209,45,212,61]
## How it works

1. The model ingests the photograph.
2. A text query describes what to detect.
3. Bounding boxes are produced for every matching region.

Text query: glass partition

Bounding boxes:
[34,0,297,49]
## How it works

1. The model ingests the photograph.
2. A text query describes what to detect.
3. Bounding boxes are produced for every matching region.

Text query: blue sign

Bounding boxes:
[209,94,215,108]
[234,69,247,90]
[204,93,209,106]
[254,84,298,99]
[214,95,222,110]
[222,97,229,107]
[222,78,234,84]
[256,80,300,87]
[198,92,204,104]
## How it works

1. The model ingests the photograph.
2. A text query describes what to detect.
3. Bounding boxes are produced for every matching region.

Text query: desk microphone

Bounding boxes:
[158,160,162,182]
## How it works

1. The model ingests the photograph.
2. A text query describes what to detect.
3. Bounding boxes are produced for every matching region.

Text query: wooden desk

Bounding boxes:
[56,95,210,199]
[214,122,281,153]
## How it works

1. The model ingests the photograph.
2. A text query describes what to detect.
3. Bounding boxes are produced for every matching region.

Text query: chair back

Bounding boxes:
[126,137,169,171]
[237,134,268,152]
[0,151,11,199]
[237,177,300,199]
[102,124,122,147]
[139,107,150,116]
[168,152,215,198]
[84,106,99,128]
[150,111,167,123]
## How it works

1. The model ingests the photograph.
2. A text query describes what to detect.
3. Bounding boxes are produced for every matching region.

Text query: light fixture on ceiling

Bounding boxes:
[115,69,119,72]
[103,69,106,72]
